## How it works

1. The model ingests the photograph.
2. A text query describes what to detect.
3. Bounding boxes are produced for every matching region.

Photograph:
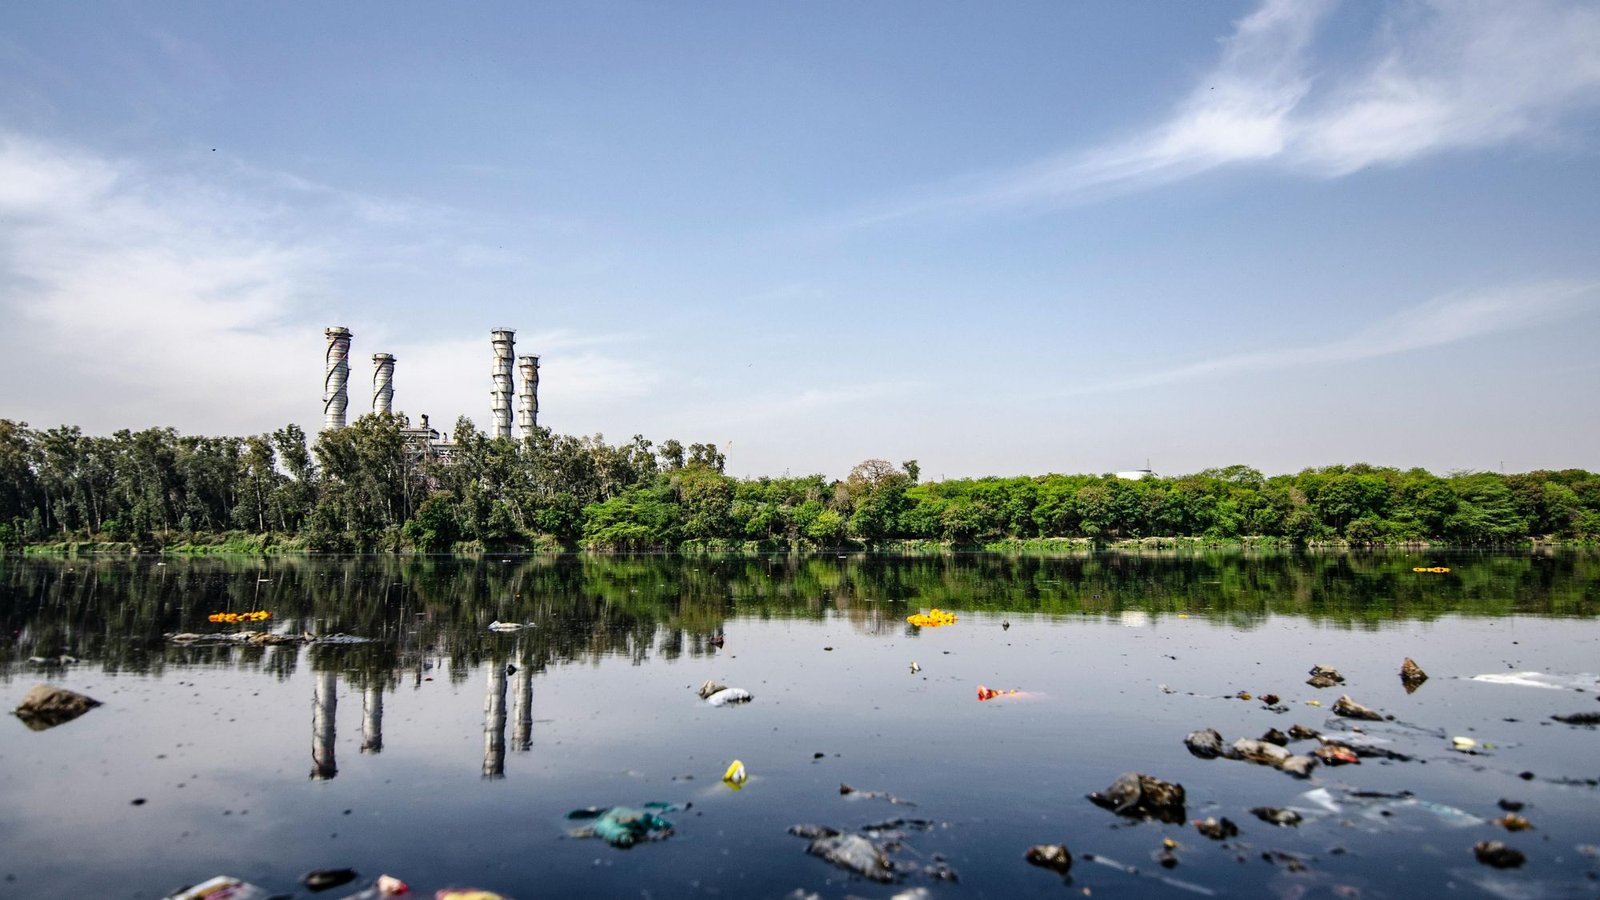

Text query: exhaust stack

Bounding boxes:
[517,354,540,439]
[323,327,352,431]
[490,329,516,439]
[371,353,395,416]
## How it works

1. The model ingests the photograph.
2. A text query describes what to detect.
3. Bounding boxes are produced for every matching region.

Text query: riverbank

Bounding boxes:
[8,532,1594,556]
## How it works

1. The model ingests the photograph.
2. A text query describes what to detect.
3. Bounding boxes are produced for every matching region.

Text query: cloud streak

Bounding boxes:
[860,0,1600,223]
[1054,279,1600,397]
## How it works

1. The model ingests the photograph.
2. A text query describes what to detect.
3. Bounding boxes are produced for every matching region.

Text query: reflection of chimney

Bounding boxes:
[517,355,540,440]
[311,670,338,780]
[372,353,395,416]
[361,684,383,754]
[483,664,508,779]
[490,329,515,440]
[512,664,533,752]
[323,327,352,431]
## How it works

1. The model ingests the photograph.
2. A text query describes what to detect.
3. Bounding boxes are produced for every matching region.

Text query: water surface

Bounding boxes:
[3,551,1598,898]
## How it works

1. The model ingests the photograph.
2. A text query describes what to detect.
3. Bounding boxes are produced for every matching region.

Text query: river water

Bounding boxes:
[2,551,1598,899]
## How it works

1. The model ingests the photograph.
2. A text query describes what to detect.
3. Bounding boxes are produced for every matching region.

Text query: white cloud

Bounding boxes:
[0,133,659,436]
[860,0,1600,222]
[1055,279,1600,396]
[0,135,318,433]
[0,136,119,213]
[1296,1,1600,173]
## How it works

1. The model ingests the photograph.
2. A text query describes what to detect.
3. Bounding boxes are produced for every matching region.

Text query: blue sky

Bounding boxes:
[2,0,1597,479]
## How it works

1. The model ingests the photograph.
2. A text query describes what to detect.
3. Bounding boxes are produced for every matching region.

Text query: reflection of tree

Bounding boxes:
[1,552,1597,685]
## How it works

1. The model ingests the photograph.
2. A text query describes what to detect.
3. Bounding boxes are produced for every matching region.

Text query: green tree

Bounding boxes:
[686,442,726,473]
[676,467,734,541]
[845,459,911,544]
[404,493,461,551]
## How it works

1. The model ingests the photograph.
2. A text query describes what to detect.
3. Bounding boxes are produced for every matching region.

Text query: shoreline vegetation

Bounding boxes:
[14,535,1599,558]
[3,416,1598,555]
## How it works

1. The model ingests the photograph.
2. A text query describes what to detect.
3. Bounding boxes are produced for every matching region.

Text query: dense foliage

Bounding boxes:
[1,417,1597,551]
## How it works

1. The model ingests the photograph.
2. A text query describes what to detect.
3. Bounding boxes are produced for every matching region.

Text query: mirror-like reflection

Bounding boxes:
[3,551,1597,687]
[512,662,533,753]
[483,662,507,779]
[361,682,383,754]
[4,550,1600,898]
[311,669,337,780]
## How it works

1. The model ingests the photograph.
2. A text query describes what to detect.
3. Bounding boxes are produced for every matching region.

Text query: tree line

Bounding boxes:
[1,416,1596,551]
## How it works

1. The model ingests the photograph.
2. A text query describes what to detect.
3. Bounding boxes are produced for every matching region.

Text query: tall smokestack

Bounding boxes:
[371,353,395,416]
[323,327,352,431]
[490,329,515,440]
[517,355,540,440]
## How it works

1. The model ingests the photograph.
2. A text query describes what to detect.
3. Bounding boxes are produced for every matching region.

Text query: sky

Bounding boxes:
[2,0,1598,480]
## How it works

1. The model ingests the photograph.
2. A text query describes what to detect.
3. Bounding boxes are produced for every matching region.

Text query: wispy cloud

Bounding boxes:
[0,133,658,435]
[0,134,320,433]
[860,0,1600,223]
[1054,279,1600,396]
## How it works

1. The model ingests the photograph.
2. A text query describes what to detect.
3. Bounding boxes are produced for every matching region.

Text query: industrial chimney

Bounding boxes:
[372,353,395,416]
[323,327,352,431]
[490,329,516,440]
[517,354,540,439]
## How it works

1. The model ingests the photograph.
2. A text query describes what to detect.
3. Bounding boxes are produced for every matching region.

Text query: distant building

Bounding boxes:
[401,414,454,462]
[1115,469,1155,481]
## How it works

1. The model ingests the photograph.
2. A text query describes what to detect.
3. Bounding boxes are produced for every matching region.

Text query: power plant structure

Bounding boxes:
[371,353,395,416]
[490,329,516,440]
[320,326,542,456]
[517,355,540,440]
[322,327,352,432]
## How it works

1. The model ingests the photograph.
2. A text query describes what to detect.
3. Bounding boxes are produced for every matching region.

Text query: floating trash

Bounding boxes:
[1493,813,1533,832]
[208,611,270,624]
[301,868,358,892]
[706,687,752,707]
[1192,817,1238,840]
[977,685,1022,702]
[723,759,748,789]
[163,876,276,900]
[805,832,896,882]
[1471,671,1600,690]
[1079,852,1217,896]
[1473,840,1525,868]
[907,609,958,628]
[1025,843,1073,875]
[839,783,916,806]
[567,802,681,847]
[1251,806,1302,827]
